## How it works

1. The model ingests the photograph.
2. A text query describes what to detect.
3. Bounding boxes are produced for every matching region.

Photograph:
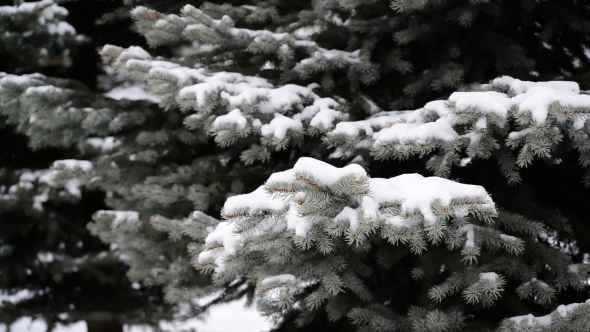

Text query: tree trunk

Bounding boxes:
[86,321,123,332]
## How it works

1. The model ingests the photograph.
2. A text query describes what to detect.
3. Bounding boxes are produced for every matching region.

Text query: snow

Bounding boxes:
[52,160,93,172]
[105,85,161,103]
[223,186,290,217]
[493,76,580,94]
[370,175,494,224]
[1,318,85,332]
[25,85,64,96]
[294,48,361,72]
[211,158,366,267]
[459,224,475,247]
[423,100,448,117]
[261,113,303,139]
[179,73,271,108]
[93,211,140,228]
[111,211,140,227]
[286,159,491,227]
[509,299,590,327]
[569,264,581,274]
[573,116,587,130]
[213,109,248,130]
[285,200,309,237]
[556,304,568,317]
[4,170,59,209]
[335,206,360,231]
[0,74,45,87]
[140,63,198,90]
[204,187,291,272]
[323,76,590,160]
[449,91,512,118]
[293,25,322,38]
[508,128,534,140]
[261,274,296,285]
[0,1,75,36]
[37,252,55,263]
[373,118,458,144]
[361,196,379,222]
[18,0,53,13]
[0,6,17,15]
[180,76,342,131]
[499,234,518,243]
[103,44,351,142]
[331,111,419,137]
[335,196,379,231]
[479,272,499,281]
[2,298,271,332]
[0,290,35,304]
[306,101,343,129]
[159,298,271,332]
[63,179,82,197]
[120,46,152,61]
[459,157,472,167]
[324,11,351,26]
[475,117,487,129]
[47,21,75,35]
[511,86,569,123]
[198,221,238,270]
[19,170,57,185]
[1,0,56,16]
[176,2,353,78]
[86,137,121,152]
[290,157,367,187]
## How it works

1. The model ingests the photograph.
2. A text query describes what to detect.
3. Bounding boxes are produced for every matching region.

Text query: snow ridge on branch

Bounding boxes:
[326,76,590,183]
[100,45,347,154]
[129,5,378,83]
[195,157,589,329]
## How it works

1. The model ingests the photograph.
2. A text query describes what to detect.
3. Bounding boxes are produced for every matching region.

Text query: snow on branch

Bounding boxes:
[325,76,590,181]
[0,71,159,150]
[500,299,590,332]
[0,0,76,35]
[203,157,497,272]
[99,46,590,181]
[0,0,84,68]
[193,157,588,322]
[52,159,93,172]
[128,5,379,83]
[100,45,347,152]
[195,157,515,312]
[92,210,141,229]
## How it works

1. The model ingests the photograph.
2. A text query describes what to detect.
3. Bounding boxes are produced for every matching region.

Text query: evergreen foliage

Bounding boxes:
[2,0,590,332]
[0,0,84,71]
[0,1,172,330]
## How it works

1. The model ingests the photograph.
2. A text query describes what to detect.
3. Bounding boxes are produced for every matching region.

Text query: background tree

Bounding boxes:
[0,1,176,331]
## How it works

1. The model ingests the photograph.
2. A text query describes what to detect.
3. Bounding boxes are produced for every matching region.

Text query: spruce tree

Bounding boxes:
[0,1,172,331]
[2,1,590,332]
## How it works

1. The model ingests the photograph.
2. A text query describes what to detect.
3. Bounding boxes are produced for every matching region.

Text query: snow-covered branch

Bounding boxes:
[326,76,590,182]
[195,157,556,319]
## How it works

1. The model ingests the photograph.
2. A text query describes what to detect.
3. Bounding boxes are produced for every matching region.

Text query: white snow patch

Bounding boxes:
[261,274,296,285]
[509,299,590,327]
[52,160,93,172]
[105,85,160,103]
[86,137,121,152]
[213,108,248,130]
[261,113,303,139]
